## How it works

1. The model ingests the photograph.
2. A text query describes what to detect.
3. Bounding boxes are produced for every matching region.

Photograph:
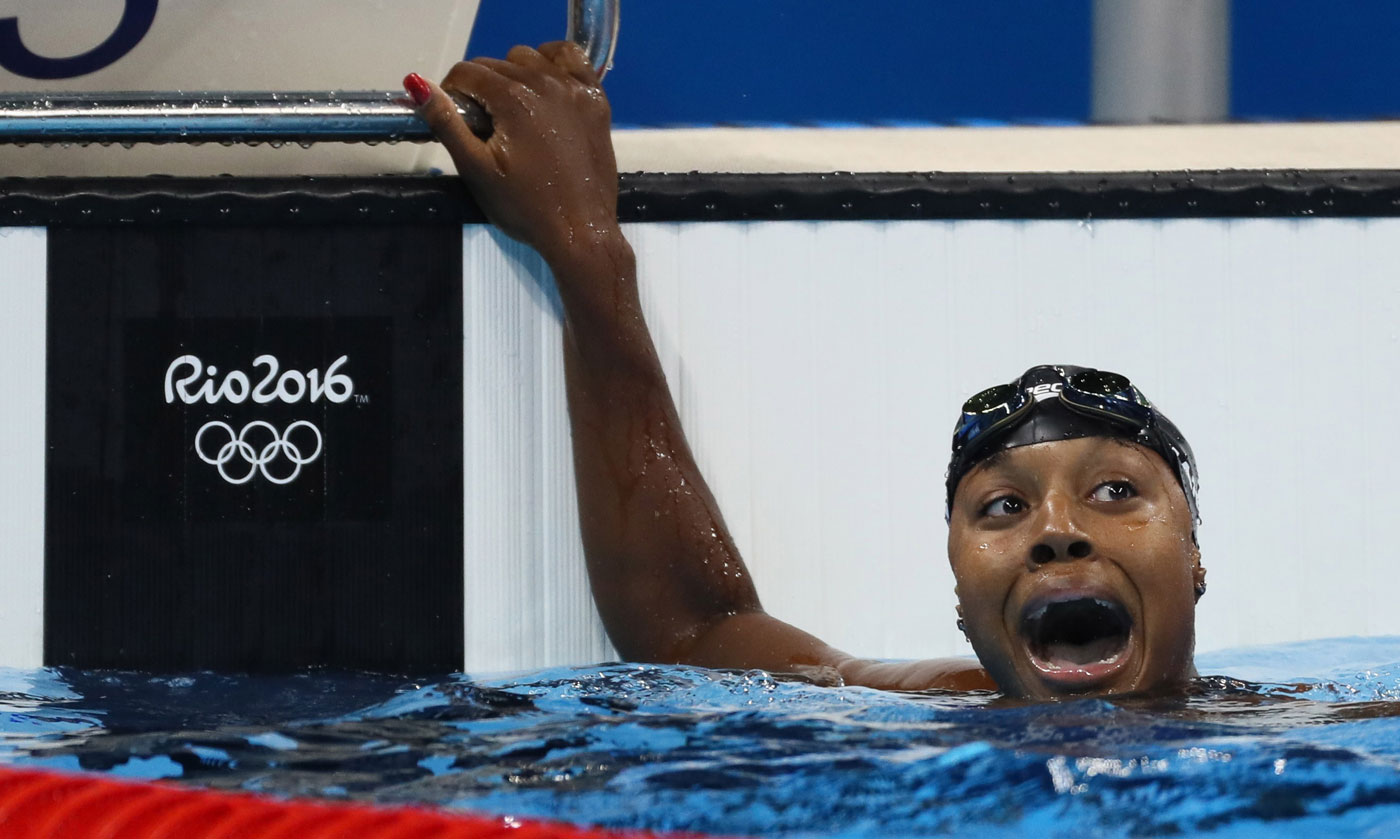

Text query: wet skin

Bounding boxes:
[949,437,1205,699]
[410,44,1197,698]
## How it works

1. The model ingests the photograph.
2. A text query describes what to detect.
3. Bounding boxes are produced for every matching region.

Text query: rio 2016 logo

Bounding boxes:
[165,354,354,406]
[0,0,158,79]
[166,353,355,487]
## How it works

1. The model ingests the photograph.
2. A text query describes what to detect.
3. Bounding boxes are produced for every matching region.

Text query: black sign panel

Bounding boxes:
[46,224,463,673]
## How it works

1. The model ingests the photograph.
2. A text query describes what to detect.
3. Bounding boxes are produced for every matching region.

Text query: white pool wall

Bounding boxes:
[463,217,1400,669]
[5,215,1395,671]
[0,227,45,669]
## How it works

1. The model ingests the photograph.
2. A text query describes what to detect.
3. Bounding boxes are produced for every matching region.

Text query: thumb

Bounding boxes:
[403,72,494,177]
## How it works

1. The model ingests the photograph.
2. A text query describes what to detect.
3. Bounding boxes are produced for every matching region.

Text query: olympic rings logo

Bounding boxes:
[194,420,323,486]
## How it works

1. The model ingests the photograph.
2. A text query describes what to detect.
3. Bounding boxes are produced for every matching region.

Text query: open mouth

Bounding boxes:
[1020,596,1133,688]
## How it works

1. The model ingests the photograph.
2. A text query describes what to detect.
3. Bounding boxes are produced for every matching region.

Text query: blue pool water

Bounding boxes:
[6,637,1400,838]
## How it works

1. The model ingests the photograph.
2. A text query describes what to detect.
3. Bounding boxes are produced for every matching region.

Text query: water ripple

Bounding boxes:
[4,638,1400,836]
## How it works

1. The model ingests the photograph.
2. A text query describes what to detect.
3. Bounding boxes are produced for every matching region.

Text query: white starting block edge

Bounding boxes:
[612,121,1400,173]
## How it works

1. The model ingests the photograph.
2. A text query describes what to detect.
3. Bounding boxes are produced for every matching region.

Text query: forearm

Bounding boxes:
[541,228,655,374]
[547,230,764,662]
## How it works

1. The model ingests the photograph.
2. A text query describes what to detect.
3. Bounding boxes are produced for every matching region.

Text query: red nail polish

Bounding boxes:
[403,73,431,106]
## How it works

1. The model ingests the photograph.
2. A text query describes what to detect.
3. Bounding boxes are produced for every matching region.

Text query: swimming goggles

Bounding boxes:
[951,367,1153,465]
[946,365,1199,526]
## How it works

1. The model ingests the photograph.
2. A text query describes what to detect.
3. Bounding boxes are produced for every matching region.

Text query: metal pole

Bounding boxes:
[567,0,619,79]
[0,0,618,145]
[0,92,435,145]
[1092,0,1230,123]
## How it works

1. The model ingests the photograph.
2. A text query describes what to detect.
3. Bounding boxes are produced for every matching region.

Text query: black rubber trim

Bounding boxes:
[621,171,1400,221]
[0,176,479,226]
[2,170,1400,225]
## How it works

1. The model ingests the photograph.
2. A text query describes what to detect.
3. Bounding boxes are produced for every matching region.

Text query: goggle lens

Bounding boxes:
[954,383,1030,455]
[1067,370,1132,398]
[1062,369,1153,427]
[961,383,1021,414]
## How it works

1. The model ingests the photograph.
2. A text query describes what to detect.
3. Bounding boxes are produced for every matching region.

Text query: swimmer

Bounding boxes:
[405,46,1206,699]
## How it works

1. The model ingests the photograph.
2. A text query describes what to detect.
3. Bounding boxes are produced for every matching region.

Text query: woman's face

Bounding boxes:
[947,436,1203,699]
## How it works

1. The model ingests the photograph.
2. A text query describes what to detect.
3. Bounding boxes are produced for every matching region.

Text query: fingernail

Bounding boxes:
[403,73,431,106]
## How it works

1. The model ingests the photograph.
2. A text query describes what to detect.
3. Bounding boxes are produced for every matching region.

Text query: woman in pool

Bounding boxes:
[404,45,1207,700]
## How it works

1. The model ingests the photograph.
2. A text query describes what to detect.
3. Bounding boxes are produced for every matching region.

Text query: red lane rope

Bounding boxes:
[0,767,696,839]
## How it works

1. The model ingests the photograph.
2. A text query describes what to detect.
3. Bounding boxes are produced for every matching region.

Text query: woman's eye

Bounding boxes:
[981,496,1026,518]
[1091,481,1138,502]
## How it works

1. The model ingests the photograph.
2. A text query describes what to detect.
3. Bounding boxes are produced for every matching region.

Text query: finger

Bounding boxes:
[506,44,565,79]
[441,59,530,124]
[538,40,600,86]
[443,58,523,100]
[470,56,540,88]
[404,72,494,177]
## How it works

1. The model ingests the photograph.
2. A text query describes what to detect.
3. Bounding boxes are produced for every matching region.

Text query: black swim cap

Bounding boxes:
[945,365,1199,529]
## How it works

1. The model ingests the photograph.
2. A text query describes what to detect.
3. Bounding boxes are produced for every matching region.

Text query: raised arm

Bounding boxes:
[406,45,992,692]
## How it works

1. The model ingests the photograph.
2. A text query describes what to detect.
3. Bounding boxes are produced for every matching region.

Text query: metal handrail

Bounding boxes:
[0,0,618,145]
[567,0,619,80]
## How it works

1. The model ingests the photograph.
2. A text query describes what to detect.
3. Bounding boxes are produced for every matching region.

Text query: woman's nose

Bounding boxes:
[1029,538,1094,565]
[1027,495,1093,567]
